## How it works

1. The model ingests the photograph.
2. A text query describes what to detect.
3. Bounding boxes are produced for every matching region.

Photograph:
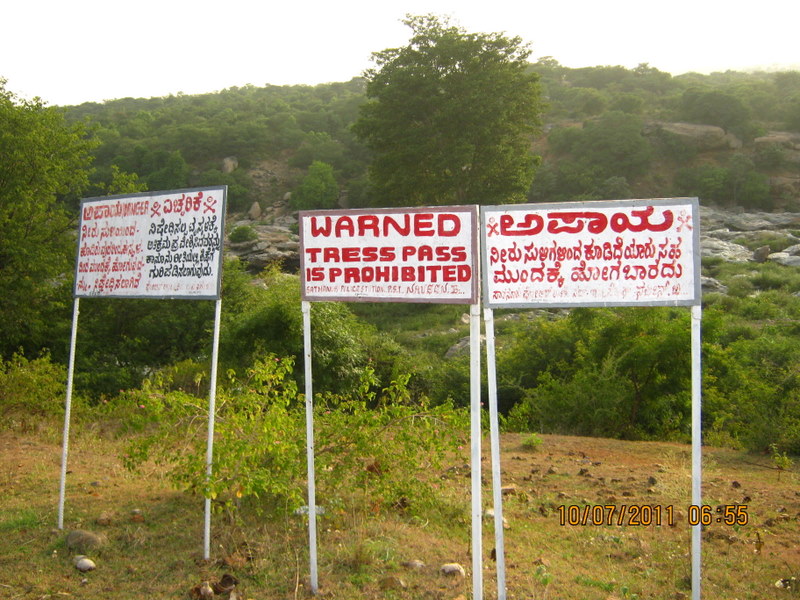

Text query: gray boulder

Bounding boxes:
[699,237,752,262]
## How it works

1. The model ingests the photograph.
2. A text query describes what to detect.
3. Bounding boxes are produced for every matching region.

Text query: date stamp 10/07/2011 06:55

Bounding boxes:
[557,504,750,527]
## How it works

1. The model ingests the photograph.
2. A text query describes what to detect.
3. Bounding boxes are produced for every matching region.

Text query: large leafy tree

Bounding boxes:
[353,14,543,206]
[680,88,751,136]
[0,81,95,356]
[291,160,339,210]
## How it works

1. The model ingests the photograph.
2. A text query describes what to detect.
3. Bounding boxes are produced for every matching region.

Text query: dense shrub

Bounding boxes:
[0,354,68,428]
[228,225,259,243]
[121,356,468,517]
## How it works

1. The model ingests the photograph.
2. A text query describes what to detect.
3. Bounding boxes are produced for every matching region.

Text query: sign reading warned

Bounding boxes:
[75,187,226,299]
[481,198,700,308]
[300,206,478,303]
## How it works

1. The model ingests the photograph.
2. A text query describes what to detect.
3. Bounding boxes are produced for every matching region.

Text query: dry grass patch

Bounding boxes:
[1,430,797,599]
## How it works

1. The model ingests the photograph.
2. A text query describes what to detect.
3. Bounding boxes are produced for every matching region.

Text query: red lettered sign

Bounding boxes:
[481,198,700,308]
[300,206,479,304]
[75,187,226,299]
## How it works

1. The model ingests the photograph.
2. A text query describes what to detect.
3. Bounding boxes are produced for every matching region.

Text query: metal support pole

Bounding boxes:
[57,298,80,529]
[469,303,483,600]
[691,304,703,600]
[302,301,319,594]
[203,298,223,560]
[483,307,507,600]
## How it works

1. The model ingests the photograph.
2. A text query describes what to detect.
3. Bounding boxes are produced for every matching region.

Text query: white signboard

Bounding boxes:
[300,206,479,303]
[75,187,226,299]
[481,198,700,308]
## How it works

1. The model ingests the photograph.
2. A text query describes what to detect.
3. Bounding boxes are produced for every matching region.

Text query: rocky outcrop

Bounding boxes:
[225,220,300,272]
[752,131,800,167]
[224,201,800,287]
[698,205,800,282]
[221,156,239,174]
[753,131,800,151]
[645,121,742,151]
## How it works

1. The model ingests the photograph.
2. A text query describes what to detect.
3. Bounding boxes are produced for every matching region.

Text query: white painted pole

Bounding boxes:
[691,304,702,600]
[203,298,223,560]
[483,307,506,600]
[469,302,483,600]
[57,298,80,530]
[302,301,319,595]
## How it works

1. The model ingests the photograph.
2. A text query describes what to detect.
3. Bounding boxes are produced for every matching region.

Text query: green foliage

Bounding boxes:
[354,14,543,205]
[66,79,370,212]
[727,154,770,207]
[73,296,216,397]
[675,156,771,209]
[680,88,751,136]
[119,356,305,510]
[538,112,652,201]
[732,232,798,253]
[103,165,148,195]
[228,225,259,243]
[197,168,252,212]
[289,131,346,171]
[290,160,340,210]
[561,87,607,117]
[221,267,378,395]
[786,97,800,132]
[572,112,654,179]
[314,371,468,516]
[120,357,468,518]
[769,443,794,472]
[610,92,644,115]
[675,164,730,203]
[494,275,800,454]
[55,63,800,216]
[520,432,542,451]
[71,258,254,398]
[0,81,95,357]
[4,55,800,459]
[650,128,697,164]
[0,353,68,428]
[505,308,691,441]
[754,143,787,170]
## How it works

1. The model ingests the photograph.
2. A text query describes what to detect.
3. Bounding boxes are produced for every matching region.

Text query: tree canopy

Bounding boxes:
[0,82,95,356]
[353,14,543,206]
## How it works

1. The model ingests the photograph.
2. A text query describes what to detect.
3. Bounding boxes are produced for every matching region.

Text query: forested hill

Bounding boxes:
[64,62,800,214]
[5,58,800,458]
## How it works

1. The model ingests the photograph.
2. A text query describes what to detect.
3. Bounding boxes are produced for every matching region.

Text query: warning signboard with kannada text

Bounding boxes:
[74,187,226,299]
[300,206,479,304]
[481,198,700,308]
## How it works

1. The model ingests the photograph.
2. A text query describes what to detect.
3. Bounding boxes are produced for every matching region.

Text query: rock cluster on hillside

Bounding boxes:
[644,121,743,151]
[224,200,300,272]
[224,201,800,290]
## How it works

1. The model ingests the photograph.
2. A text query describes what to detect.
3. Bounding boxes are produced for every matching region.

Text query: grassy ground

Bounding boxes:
[1,426,798,599]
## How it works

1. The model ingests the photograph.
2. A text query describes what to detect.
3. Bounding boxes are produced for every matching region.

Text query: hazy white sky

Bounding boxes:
[4,0,799,106]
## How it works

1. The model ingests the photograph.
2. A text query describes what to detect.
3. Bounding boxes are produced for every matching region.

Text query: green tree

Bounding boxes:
[785,97,800,132]
[578,112,653,179]
[505,308,691,440]
[290,160,339,210]
[0,81,95,357]
[106,165,147,195]
[680,88,750,136]
[675,164,729,203]
[542,112,652,200]
[562,87,607,117]
[289,131,346,170]
[144,150,189,191]
[353,14,543,206]
[727,154,770,208]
